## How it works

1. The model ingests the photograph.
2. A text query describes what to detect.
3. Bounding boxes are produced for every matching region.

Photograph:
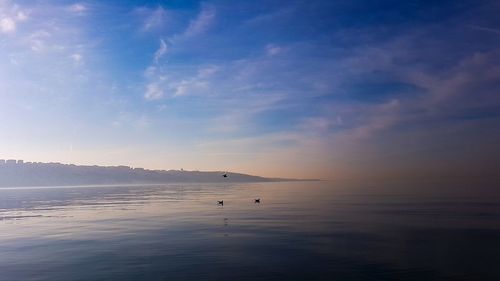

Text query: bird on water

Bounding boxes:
[217,200,224,206]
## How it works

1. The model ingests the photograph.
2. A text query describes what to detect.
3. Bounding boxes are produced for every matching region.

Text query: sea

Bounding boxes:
[0,181,499,281]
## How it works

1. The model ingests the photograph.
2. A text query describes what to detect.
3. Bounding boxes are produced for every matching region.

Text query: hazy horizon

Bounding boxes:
[1,158,498,184]
[1,0,500,181]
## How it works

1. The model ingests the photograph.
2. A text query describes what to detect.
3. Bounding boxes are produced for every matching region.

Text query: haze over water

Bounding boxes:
[1,181,499,281]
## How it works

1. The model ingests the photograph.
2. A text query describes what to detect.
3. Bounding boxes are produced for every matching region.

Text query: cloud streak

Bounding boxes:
[154,39,168,62]
[141,6,167,31]
[68,3,87,14]
[184,4,215,37]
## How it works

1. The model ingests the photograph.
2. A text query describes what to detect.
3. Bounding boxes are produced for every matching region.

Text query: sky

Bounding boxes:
[1,0,499,181]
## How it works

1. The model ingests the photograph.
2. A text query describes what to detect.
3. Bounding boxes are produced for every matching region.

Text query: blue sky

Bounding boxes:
[1,0,499,180]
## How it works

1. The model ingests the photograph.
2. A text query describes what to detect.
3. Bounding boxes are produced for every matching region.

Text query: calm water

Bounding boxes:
[0,181,499,281]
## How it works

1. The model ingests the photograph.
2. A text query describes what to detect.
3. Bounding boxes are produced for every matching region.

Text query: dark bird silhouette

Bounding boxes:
[217,200,224,206]
[254,198,260,203]
[222,173,228,178]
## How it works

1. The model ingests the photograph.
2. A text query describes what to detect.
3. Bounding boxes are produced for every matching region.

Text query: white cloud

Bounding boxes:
[143,6,166,31]
[170,65,218,97]
[154,39,168,62]
[0,17,15,33]
[173,79,208,97]
[198,65,218,78]
[16,11,28,21]
[143,64,218,100]
[184,4,215,37]
[27,30,50,52]
[144,39,170,100]
[70,53,83,64]
[140,5,218,101]
[173,80,189,96]
[265,44,284,56]
[29,40,44,51]
[144,66,157,78]
[69,3,87,14]
[144,83,164,100]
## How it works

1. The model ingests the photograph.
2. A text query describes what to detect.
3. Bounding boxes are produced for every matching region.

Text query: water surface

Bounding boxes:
[0,181,499,280]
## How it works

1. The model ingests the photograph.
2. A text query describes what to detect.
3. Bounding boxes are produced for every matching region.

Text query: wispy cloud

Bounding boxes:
[154,39,168,63]
[140,3,221,101]
[144,83,164,100]
[197,65,218,78]
[173,79,208,97]
[142,6,167,31]
[244,6,295,27]
[184,4,215,37]
[143,39,169,100]
[205,91,286,134]
[0,17,15,33]
[0,3,29,34]
[70,53,83,64]
[16,11,27,21]
[68,3,87,14]
[467,24,500,35]
[153,65,216,99]
[265,44,284,56]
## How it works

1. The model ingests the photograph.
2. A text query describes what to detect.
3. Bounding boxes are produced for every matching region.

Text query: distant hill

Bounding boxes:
[0,160,309,187]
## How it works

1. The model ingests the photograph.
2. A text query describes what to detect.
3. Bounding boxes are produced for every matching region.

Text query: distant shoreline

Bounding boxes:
[0,160,319,188]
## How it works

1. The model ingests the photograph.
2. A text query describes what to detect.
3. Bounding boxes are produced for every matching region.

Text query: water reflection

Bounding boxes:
[0,182,499,280]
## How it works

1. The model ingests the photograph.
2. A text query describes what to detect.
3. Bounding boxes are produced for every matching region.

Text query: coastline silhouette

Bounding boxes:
[0,159,314,187]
